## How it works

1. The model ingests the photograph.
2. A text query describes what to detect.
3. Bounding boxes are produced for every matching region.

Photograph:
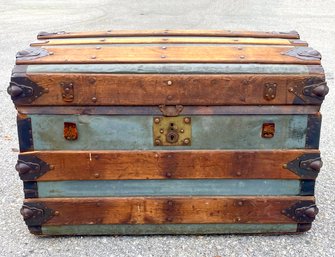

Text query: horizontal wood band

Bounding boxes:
[35,179,304,198]
[25,114,310,151]
[31,37,307,46]
[16,46,320,65]
[19,73,325,106]
[22,64,324,74]
[23,196,314,225]
[37,30,300,39]
[39,223,300,235]
[19,150,320,181]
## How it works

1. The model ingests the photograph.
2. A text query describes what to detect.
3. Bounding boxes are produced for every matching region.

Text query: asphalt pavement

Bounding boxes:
[0,1,334,256]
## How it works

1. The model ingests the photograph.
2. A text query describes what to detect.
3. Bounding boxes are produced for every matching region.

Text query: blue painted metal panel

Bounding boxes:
[26,63,311,74]
[37,179,301,197]
[41,224,298,235]
[30,115,308,150]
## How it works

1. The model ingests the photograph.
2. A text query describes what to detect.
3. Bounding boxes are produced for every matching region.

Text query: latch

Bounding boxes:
[263,83,277,101]
[153,116,192,146]
[60,82,74,102]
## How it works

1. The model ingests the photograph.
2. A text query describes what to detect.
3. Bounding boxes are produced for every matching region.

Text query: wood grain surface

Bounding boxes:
[24,196,314,225]
[20,150,319,181]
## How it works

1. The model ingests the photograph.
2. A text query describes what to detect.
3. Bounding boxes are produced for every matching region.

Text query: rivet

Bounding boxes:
[233,39,239,42]
[168,154,172,158]
[237,47,243,50]
[236,217,241,222]
[236,171,242,176]
[167,200,173,206]
[100,39,106,42]
[160,129,164,134]
[289,87,294,92]
[49,165,55,170]
[154,118,160,124]
[161,55,166,58]
[94,155,99,159]
[154,154,159,158]
[161,46,167,50]
[44,88,49,93]
[167,95,173,100]
[96,46,101,50]
[166,172,172,177]
[167,80,173,86]
[91,56,96,59]
[96,202,101,207]
[238,201,243,206]
[183,138,190,145]
[94,173,100,178]
[240,55,245,59]
[271,95,275,99]
[54,211,60,216]
[167,217,173,222]
[155,139,161,145]
[49,52,54,55]
[89,77,96,84]
[282,164,287,168]
[180,129,184,133]
[184,117,191,124]
[242,79,248,85]
[92,97,97,102]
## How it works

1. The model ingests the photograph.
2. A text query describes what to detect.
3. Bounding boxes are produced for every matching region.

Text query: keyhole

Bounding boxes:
[166,131,179,143]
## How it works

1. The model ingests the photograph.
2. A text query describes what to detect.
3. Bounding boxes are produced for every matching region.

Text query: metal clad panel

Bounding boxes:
[37,179,301,197]
[31,115,308,150]
[26,64,312,74]
[41,224,298,235]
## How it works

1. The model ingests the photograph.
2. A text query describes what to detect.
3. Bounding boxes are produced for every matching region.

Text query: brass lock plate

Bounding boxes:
[153,116,192,146]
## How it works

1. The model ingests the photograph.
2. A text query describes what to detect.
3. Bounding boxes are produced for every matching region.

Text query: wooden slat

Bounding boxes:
[23,73,325,106]
[41,224,299,235]
[24,196,314,225]
[16,46,320,65]
[31,37,307,46]
[20,150,319,181]
[37,30,300,39]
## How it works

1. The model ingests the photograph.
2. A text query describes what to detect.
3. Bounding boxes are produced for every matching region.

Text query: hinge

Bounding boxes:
[60,82,75,102]
[20,202,55,226]
[282,201,318,223]
[289,77,329,104]
[16,47,50,61]
[16,154,52,181]
[17,114,34,152]
[8,75,48,105]
[285,153,322,179]
[159,105,183,117]
[282,47,321,61]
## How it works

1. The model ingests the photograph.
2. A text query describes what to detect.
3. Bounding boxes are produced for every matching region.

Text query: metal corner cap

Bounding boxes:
[16,47,50,61]
[282,47,321,61]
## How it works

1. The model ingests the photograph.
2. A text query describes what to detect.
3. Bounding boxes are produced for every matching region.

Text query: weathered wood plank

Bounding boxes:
[23,64,324,74]
[19,73,325,106]
[37,30,300,39]
[19,150,320,181]
[36,179,302,197]
[40,223,299,235]
[16,46,320,65]
[23,196,314,225]
[27,114,309,151]
[31,37,307,46]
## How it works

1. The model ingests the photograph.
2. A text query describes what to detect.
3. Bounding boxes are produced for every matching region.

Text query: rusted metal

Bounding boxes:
[262,123,275,138]
[282,201,318,223]
[16,154,51,181]
[8,76,47,105]
[285,153,322,179]
[263,83,277,101]
[23,182,38,198]
[282,47,321,61]
[60,82,74,102]
[159,105,183,117]
[306,114,322,149]
[290,77,328,104]
[64,122,78,140]
[153,116,191,146]
[16,47,50,61]
[20,202,55,226]
[17,115,33,152]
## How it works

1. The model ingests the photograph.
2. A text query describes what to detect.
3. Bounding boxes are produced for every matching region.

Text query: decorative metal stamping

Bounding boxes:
[60,82,74,102]
[263,83,277,101]
[285,153,322,179]
[261,122,275,138]
[282,201,318,223]
[20,202,55,226]
[16,47,50,61]
[153,116,191,146]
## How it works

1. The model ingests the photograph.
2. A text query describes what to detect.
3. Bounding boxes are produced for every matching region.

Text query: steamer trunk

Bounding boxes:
[9,29,327,235]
